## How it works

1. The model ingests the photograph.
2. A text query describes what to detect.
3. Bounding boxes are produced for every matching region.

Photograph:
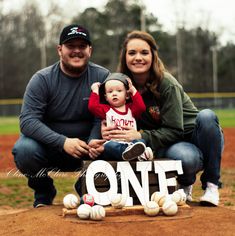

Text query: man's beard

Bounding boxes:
[61,60,87,76]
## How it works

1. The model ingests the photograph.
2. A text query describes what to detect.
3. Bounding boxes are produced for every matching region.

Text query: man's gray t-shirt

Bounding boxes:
[20,61,109,151]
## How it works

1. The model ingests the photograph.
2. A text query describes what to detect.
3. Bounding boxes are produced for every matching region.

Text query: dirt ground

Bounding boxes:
[0,204,234,236]
[0,128,235,235]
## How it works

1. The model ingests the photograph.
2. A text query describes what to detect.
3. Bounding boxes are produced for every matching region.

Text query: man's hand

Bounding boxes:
[88,139,106,159]
[63,138,89,158]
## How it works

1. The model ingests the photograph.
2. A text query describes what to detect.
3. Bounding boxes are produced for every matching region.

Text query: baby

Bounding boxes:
[88,72,153,161]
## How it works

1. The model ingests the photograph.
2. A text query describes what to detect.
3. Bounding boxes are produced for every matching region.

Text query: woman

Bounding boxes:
[102,30,224,206]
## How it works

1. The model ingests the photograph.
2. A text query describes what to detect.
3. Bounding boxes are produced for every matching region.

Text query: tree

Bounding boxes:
[151,30,177,74]
[0,3,44,99]
[0,1,63,99]
[73,0,161,71]
[0,0,234,99]
[175,27,218,92]
[218,43,235,92]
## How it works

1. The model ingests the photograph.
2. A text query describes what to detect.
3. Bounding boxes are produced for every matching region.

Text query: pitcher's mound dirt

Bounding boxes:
[0,205,234,236]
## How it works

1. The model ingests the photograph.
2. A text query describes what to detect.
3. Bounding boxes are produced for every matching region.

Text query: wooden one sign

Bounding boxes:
[82,160,183,206]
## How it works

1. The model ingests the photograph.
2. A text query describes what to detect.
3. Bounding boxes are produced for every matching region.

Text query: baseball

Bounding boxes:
[80,193,95,207]
[151,191,166,207]
[110,193,126,209]
[144,201,160,216]
[162,200,178,216]
[90,205,106,221]
[63,194,79,209]
[171,191,182,205]
[77,204,92,220]
[177,189,187,205]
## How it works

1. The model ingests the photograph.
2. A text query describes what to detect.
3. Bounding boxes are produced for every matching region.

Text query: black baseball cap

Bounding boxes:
[99,73,129,103]
[59,24,91,45]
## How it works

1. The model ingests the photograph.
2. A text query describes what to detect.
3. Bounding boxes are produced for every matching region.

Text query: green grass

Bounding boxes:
[0,109,234,135]
[0,116,19,134]
[0,174,78,208]
[213,109,235,127]
[0,177,33,208]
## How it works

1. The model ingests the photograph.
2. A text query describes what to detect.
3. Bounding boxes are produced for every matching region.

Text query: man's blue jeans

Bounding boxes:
[156,109,224,189]
[12,136,83,200]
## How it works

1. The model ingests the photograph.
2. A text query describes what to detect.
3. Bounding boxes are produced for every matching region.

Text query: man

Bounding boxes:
[12,24,109,208]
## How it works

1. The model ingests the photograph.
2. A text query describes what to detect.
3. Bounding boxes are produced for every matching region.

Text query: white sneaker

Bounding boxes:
[122,142,146,161]
[138,147,154,161]
[200,182,219,206]
[178,185,193,202]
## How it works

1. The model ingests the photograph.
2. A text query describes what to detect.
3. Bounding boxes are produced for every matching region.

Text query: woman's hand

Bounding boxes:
[110,126,142,142]
[101,120,141,142]
[101,120,116,140]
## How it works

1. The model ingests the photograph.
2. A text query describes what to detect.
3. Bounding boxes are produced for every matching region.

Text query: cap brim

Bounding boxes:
[61,35,91,45]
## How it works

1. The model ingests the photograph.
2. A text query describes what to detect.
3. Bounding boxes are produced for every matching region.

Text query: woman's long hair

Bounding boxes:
[117,31,165,98]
